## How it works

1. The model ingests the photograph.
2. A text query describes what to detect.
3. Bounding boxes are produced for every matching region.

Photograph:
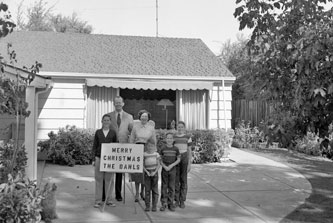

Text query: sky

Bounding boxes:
[5,0,252,55]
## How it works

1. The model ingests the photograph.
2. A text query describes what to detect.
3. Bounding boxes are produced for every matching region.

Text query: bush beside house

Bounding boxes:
[38,125,95,166]
[39,126,234,166]
[0,140,57,223]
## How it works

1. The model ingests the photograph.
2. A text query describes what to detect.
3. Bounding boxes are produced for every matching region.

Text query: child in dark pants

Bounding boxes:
[92,114,118,208]
[159,132,180,211]
[143,144,160,212]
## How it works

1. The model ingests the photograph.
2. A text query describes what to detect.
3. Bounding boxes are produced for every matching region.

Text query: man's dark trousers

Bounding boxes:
[115,173,122,200]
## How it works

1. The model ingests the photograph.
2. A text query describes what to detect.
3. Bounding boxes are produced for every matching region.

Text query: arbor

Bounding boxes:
[234,0,333,138]
[0,2,41,178]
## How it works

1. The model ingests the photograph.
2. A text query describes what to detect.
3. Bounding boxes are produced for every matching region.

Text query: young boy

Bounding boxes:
[143,144,160,212]
[159,132,180,211]
[92,114,117,208]
[174,121,192,209]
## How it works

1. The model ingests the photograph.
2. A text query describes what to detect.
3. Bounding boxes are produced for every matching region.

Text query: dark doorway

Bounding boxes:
[120,89,176,129]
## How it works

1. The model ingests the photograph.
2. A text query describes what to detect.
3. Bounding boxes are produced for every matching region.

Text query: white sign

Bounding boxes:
[100,143,144,173]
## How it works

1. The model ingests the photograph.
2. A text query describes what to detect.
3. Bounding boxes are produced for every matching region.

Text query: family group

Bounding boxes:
[91,96,192,212]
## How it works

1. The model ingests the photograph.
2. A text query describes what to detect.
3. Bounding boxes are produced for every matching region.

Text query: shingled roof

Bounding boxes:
[0,31,233,77]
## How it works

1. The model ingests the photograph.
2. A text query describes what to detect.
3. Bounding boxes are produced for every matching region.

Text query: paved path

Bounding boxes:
[39,147,312,223]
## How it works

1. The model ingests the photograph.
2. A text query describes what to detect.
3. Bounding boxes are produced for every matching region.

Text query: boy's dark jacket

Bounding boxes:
[92,128,117,158]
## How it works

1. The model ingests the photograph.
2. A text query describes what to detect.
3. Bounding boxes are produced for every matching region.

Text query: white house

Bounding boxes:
[0,31,234,179]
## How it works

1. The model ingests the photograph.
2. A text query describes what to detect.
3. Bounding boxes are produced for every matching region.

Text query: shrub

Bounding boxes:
[0,173,43,223]
[156,129,233,164]
[156,129,168,153]
[38,125,95,166]
[232,120,265,148]
[0,140,27,183]
[294,131,333,159]
[191,130,222,163]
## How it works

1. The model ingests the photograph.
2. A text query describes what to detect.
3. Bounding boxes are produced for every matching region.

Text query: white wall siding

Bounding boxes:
[37,79,85,140]
[209,83,233,130]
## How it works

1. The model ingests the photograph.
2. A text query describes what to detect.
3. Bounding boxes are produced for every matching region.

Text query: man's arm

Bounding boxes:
[129,125,136,143]
[128,114,134,133]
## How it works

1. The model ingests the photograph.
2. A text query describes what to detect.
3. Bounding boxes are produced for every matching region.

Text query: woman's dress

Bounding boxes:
[129,121,156,183]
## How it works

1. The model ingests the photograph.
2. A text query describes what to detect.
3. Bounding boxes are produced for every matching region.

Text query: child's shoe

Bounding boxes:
[106,201,116,207]
[144,206,150,212]
[160,204,166,211]
[168,205,175,212]
[93,202,101,208]
[180,201,185,209]
[152,206,157,212]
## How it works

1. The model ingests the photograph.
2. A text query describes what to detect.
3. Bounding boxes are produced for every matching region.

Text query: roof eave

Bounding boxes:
[40,71,236,82]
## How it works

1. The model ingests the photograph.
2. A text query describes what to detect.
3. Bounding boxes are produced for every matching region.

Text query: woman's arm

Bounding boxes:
[151,128,157,146]
[129,126,136,143]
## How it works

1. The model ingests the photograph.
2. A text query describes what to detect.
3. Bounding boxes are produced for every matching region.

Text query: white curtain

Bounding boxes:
[87,86,118,129]
[177,90,208,130]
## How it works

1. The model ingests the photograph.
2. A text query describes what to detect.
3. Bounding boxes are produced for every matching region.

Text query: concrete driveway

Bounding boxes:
[38,147,311,223]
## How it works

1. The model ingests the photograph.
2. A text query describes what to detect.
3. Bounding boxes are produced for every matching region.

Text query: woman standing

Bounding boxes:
[129,110,157,202]
[174,121,192,209]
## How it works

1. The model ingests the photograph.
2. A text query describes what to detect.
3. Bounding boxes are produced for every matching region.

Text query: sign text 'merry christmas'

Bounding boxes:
[100,143,144,173]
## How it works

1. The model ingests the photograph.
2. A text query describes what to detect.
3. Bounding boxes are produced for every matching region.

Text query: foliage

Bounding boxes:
[232,120,265,148]
[234,0,333,138]
[0,140,27,183]
[0,74,28,116]
[0,2,16,38]
[50,12,93,34]
[156,129,234,164]
[155,129,168,153]
[38,125,95,166]
[219,35,256,99]
[0,173,43,223]
[293,124,333,159]
[0,3,51,222]
[294,131,322,156]
[25,0,53,32]
[20,0,93,34]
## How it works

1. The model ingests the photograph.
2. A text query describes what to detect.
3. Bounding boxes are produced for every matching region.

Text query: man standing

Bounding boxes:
[107,96,134,201]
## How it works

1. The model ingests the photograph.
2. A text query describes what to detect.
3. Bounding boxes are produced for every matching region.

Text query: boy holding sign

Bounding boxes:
[92,114,117,208]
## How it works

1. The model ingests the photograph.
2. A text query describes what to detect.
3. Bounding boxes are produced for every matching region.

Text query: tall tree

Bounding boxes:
[219,35,255,99]
[15,0,26,31]
[25,0,53,31]
[50,12,93,34]
[234,0,333,138]
[19,0,93,34]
